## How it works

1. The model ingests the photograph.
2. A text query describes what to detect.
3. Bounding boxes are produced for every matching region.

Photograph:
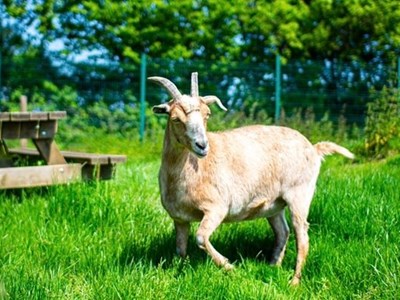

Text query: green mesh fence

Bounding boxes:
[0,55,398,131]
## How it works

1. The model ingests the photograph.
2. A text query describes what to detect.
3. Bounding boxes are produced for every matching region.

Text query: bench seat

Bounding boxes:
[8,148,126,180]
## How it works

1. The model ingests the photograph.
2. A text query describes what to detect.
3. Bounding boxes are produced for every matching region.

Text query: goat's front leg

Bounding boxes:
[174,221,190,258]
[196,213,233,270]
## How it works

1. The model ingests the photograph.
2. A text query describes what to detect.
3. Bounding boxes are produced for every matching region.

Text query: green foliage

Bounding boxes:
[3,0,400,132]
[4,0,400,63]
[304,0,400,61]
[2,0,400,153]
[52,1,399,62]
[41,81,80,112]
[278,108,352,144]
[364,87,400,158]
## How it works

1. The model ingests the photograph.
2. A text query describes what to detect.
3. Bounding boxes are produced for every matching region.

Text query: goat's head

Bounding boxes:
[149,72,227,158]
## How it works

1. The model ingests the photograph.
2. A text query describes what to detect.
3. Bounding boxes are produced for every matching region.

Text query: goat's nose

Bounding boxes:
[195,141,208,151]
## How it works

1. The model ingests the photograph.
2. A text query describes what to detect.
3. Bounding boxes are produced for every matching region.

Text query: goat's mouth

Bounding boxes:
[192,141,209,158]
[194,150,208,158]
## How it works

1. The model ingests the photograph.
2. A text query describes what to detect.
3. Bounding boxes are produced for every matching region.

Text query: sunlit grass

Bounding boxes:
[0,139,399,299]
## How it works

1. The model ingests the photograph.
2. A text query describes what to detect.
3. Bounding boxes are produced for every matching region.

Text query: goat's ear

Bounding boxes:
[152,103,171,115]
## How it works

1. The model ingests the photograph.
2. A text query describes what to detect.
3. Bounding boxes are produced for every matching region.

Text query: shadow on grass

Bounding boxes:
[119,227,277,272]
[213,232,275,265]
[119,231,203,271]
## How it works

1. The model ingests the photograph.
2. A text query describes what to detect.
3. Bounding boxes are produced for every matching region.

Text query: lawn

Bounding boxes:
[0,137,399,299]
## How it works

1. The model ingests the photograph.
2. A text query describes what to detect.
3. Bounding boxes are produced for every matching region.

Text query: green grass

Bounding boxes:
[0,136,399,299]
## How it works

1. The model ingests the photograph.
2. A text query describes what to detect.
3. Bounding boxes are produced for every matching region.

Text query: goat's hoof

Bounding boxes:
[268,259,282,266]
[223,262,234,271]
[290,276,301,286]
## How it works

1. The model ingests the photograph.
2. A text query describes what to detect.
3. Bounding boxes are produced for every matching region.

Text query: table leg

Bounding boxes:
[0,139,13,167]
[33,139,67,165]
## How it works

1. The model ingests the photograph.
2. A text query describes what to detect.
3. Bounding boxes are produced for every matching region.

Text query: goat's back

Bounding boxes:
[207,125,321,183]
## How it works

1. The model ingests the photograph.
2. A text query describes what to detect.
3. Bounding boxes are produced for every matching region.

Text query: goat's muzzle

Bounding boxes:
[192,139,209,158]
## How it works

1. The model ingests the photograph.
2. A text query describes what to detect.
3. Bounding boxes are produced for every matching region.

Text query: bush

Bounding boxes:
[364,87,400,159]
[280,108,337,143]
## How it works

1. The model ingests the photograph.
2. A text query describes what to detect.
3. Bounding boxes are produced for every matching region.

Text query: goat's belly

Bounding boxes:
[162,199,204,223]
[225,198,286,222]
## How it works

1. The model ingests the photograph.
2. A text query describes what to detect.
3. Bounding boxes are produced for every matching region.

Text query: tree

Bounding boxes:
[39,0,240,64]
[304,0,400,62]
[4,1,400,63]
[1,0,60,104]
[235,0,400,63]
[2,0,400,121]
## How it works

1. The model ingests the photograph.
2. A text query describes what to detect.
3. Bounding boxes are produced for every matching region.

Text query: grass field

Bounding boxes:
[0,136,399,299]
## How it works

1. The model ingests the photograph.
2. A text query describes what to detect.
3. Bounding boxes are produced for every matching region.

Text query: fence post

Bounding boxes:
[397,56,400,104]
[139,53,147,142]
[275,54,282,123]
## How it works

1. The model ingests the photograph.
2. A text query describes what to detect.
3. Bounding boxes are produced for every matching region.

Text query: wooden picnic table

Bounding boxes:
[0,111,126,189]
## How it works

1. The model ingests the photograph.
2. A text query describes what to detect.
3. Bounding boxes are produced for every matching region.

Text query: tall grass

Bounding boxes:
[0,132,399,299]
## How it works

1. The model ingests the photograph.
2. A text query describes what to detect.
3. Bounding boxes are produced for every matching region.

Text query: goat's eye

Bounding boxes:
[171,116,181,123]
[206,112,211,119]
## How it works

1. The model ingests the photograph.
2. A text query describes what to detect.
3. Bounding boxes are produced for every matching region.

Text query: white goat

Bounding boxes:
[149,72,354,285]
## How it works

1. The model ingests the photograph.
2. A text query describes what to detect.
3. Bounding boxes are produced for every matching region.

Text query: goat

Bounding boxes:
[149,72,354,285]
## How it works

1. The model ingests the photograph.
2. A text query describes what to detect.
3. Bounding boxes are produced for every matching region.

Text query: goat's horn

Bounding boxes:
[191,72,199,97]
[148,76,183,100]
[202,95,228,111]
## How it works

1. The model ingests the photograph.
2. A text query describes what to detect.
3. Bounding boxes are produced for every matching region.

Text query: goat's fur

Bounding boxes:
[149,73,354,285]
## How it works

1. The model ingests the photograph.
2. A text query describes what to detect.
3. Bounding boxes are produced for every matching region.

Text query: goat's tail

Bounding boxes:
[314,142,355,159]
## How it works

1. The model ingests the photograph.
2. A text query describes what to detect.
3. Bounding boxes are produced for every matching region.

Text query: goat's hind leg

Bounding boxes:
[285,187,314,285]
[196,213,233,270]
[267,210,290,266]
[289,207,309,286]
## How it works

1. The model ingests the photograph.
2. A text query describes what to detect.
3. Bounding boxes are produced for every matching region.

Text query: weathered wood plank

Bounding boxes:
[0,113,10,121]
[59,151,109,164]
[108,155,127,164]
[29,112,49,120]
[10,112,31,121]
[0,111,67,122]
[19,121,40,139]
[0,164,82,189]
[8,148,126,180]
[8,148,127,165]
[0,120,58,139]
[36,120,58,138]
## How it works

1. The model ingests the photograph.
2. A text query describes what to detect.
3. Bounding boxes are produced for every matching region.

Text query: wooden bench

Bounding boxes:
[9,148,127,180]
